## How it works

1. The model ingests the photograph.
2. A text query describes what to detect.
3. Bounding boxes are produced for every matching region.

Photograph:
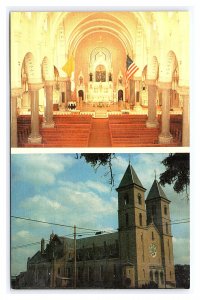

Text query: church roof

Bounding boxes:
[146,179,169,201]
[117,164,145,190]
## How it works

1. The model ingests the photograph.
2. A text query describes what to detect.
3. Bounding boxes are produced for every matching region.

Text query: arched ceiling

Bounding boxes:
[49,12,151,58]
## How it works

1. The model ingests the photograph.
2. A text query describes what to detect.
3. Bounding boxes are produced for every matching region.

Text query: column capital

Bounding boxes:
[58,76,69,82]
[28,83,44,91]
[45,80,55,87]
[177,86,189,96]
[145,79,156,86]
[134,76,142,81]
[11,88,23,98]
[158,81,172,90]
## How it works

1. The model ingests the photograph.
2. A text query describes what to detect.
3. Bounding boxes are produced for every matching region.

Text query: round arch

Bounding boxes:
[41,56,54,82]
[147,56,159,81]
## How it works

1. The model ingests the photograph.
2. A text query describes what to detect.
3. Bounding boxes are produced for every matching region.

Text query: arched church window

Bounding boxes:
[155,271,159,284]
[89,73,93,82]
[139,213,143,226]
[160,272,164,284]
[166,223,169,234]
[152,231,154,240]
[96,65,106,82]
[150,270,153,281]
[138,193,142,205]
[124,193,129,205]
[125,213,129,226]
[164,205,167,215]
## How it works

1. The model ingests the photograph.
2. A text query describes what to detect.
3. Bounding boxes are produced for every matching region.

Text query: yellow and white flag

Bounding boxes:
[62,56,75,77]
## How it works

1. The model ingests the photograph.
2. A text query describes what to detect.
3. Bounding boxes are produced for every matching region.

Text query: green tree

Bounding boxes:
[77,153,116,185]
[159,153,189,195]
[78,153,190,197]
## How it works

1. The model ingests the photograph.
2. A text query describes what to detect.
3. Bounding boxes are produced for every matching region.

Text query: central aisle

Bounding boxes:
[88,118,111,147]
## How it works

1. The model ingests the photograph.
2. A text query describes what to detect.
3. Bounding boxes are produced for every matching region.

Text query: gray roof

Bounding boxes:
[76,232,118,249]
[117,164,144,190]
[146,180,169,201]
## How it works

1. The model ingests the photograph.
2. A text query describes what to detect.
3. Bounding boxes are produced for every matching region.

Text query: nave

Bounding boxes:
[17,110,182,148]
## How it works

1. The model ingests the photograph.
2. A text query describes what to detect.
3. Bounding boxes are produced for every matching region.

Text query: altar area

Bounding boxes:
[86,81,114,103]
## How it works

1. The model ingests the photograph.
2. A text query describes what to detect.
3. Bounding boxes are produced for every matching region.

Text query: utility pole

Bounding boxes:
[74,225,77,288]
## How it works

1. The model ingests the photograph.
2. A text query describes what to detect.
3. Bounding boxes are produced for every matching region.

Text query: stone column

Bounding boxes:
[11,88,22,147]
[130,79,135,107]
[135,80,140,103]
[28,83,43,144]
[66,77,71,105]
[177,86,189,147]
[21,91,30,111]
[146,80,158,128]
[158,82,173,144]
[42,80,55,128]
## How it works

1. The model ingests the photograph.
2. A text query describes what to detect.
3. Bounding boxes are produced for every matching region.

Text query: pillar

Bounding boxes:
[135,80,140,103]
[177,86,189,147]
[66,77,71,105]
[158,82,173,144]
[21,91,30,111]
[130,79,135,107]
[11,88,22,147]
[28,83,43,144]
[42,80,55,128]
[146,80,158,128]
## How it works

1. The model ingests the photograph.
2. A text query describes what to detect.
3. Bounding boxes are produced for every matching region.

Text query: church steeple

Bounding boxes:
[117,163,147,288]
[146,179,171,233]
[117,163,144,191]
[145,178,176,286]
[146,179,169,202]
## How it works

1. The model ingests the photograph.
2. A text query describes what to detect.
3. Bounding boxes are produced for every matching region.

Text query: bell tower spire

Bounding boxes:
[116,163,147,288]
[146,177,176,287]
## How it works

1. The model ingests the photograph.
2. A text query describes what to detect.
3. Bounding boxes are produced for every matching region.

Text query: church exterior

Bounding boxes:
[22,164,176,289]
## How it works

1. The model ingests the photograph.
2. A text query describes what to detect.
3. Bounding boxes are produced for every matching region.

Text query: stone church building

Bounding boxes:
[10,11,189,148]
[23,163,176,289]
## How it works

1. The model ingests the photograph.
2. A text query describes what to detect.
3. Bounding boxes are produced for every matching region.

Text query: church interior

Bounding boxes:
[10,11,190,148]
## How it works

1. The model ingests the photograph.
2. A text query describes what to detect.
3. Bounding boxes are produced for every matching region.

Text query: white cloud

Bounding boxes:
[12,154,76,185]
[85,180,110,193]
[16,230,30,238]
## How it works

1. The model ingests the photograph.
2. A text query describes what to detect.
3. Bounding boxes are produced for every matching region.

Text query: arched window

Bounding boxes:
[150,270,153,281]
[96,64,106,82]
[138,193,142,205]
[139,213,142,226]
[124,193,129,205]
[166,223,169,234]
[155,271,159,284]
[125,213,129,226]
[160,272,164,284]
[152,231,155,240]
[164,205,168,215]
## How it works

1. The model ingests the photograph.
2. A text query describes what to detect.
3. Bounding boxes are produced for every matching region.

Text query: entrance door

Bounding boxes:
[118,90,123,101]
[78,90,84,101]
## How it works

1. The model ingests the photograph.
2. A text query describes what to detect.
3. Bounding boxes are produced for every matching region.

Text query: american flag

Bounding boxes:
[126,55,139,86]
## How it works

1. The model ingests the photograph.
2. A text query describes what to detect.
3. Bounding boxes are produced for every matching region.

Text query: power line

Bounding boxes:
[11,215,114,233]
[11,215,189,230]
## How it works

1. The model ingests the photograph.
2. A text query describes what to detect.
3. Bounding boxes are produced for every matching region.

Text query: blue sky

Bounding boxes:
[11,153,190,276]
